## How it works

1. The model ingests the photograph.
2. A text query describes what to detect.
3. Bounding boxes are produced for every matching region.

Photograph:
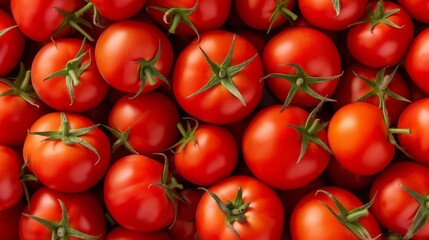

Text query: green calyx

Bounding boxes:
[267,0,297,34]
[168,117,199,154]
[400,184,429,240]
[0,24,18,36]
[147,1,200,42]
[187,34,257,106]
[23,199,100,240]
[53,2,94,41]
[0,62,40,107]
[20,161,38,209]
[44,38,91,106]
[262,63,343,111]
[351,0,403,32]
[28,112,101,164]
[131,40,170,99]
[332,0,341,16]
[102,125,139,155]
[199,186,250,238]
[286,99,332,163]
[317,190,379,240]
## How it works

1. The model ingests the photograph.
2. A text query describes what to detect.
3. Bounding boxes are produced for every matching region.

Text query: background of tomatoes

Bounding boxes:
[2,0,429,239]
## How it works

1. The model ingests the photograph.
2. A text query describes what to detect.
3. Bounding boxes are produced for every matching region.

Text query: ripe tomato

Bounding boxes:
[91,0,147,20]
[370,161,429,239]
[31,38,109,112]
[242,104,330,190]
[397,0,429,23]
[104,154,178,232]
[347,0,414,68]
[0,145,23,211]
[95,20,173,96]
[195,175,284,239]
[173,30,264,124]
[291,186,381,239]
[23,112,111,193]
[262,26,342,109]
[106,226,172,240]
[405,28,429,94]
[0,200,25,239]
[19,187,106,239]
[328,102,396,175]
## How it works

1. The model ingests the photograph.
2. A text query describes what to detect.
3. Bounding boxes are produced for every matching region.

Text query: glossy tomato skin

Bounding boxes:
[104,154,176,232]
[10,0,84,42]
[91,0,146,20]
[262,27,341,108]
[174,123,238,186]
[328,102,395,175]
[195,175,284,240]
[106,226,172,240]
[242,104,330,190]
[405,28,429,94]
[172,30,264,124]
[347,1,414,68]
[31,38,109,112]
[0,8,25,76]
[19,187,106,240]
[0,145,23,211]
[370,161,429,239]
[95,20,173,94]
[397,98,429,165]
[298,0,367,30]
[108,91,179,156]
[23,112,111,193]
[290,186,381,240]
[397,0,429,23]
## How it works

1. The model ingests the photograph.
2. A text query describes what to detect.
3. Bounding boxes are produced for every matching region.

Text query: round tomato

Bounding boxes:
[0,145,23,211]
[23,112,111,193]
[91,0,147,20]
[173,30,264,124]
[106,226,172,240]
[405,28,429,94]
[95,20,173,95]
[0,200,25,239]
[31,38,109,112]
[397,0,429,23]
[195,175,284,239]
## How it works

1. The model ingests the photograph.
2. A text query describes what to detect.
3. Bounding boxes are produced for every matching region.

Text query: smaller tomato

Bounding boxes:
[405,28,429,94]
[91,0,147,20]
[0,200,25,240]
[106,226,172,240]
[0,145,23,211]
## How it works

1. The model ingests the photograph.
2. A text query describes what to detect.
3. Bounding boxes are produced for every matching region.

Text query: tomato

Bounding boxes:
[0,200,25,240]
[290,186,381,239]
[298,0,368,30]
[173,30,264,124]
[347,0,414,68]
[404,28,429,94]
[370,161,429,239]
[195,175,284,239]
[262,26,342,109]
[106,226,171,240]
[91,0,147,20]
[95,20,173,96]
[397,98,429,165]
[19,187,106,239]
[332,63,410,124]
[242,104,330,189]
[0,8,25,77]
[328,102,396,175]
[173,119,238,186]
[104,154,178,232]
[0,145,23,211]
[107,91,179,156]
[397,0,429,23]
[31,38,109,112]
[22,112,111,193]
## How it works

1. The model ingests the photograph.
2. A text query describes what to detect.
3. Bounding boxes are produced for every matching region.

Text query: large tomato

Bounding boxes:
[0,145,23,211]
[195,175,284,239]
[404,28,429,94]
[172,30,264,124]
[22,112,111,193]
[262,26,342,109]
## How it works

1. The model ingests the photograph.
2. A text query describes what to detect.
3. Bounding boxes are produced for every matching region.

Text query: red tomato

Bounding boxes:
[298,0,368,30]
[242,104,330,189]
[397,0,429,23]
[19,187,106,239]
[397,98,429,165]
[0,200,25,240]
[405,28,429,94]
[328,102,396,175]
[91,0,147,20]
[104,154,177,232]
[106,226,172,240]
[173,30,264,124]
[262,26,342,108]
[95,20,173,95]
[195,175,284,239]
[173,121,238,186]
[107,91,179,156]
[291,186,381,239]
[0,8,25,76]
[31,38,109,112]
[347,0,414,68]
[370,161,429,239]
[0,145,23,211]
[23,112,111,193]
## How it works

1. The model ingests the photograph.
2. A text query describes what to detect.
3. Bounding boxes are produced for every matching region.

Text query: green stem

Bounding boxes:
[20,71,32,90]
[75,2,94,18]
[144,67,157,86]
[69,20,94,41]
[169,14,182,34]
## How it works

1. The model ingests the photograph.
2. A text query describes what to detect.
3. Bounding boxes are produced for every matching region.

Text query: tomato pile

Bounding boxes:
[1,0,429,239]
